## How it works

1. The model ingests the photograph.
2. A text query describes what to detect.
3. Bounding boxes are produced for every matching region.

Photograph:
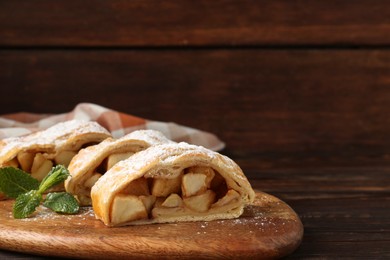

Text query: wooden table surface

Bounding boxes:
[0,167,388,259]
[1,1,390,259]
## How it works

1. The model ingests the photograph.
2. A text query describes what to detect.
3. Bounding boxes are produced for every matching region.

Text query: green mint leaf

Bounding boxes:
[43,192,79,214]
[38,165,70,193]
[0,167,39,198]
[13,190,42,219]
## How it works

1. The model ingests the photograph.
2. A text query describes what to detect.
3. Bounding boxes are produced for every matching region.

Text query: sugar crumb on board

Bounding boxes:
[17,206,95,225]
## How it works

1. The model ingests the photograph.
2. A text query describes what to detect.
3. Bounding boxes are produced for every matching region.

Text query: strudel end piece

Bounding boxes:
[0,120,111,199]
[91,142,255,226]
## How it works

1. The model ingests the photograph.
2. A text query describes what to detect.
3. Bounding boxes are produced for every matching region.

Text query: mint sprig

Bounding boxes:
[39,165,71,193]
[0,167,39,198]
[0,165,79,219]
[13,190,42,219]
[43,192,79,214]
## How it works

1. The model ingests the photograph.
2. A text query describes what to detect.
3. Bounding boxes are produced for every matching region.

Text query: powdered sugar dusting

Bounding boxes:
[19,206,95,225]
[119,129,174,146]
[18,120,108,147]
[0,120,110,163]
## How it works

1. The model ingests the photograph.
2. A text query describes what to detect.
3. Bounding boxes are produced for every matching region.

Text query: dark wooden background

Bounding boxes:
[0,1,389,259]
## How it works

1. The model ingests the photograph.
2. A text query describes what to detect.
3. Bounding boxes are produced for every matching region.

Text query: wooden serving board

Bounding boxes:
[0,192,303,259]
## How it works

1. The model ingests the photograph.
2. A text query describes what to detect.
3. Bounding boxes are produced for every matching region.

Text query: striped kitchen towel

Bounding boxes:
[0,103,225,151]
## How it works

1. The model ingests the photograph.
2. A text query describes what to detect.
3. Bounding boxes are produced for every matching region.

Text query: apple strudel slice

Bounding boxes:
[0,120,111,199]
[65,130,173,206]
[91,142,255,226]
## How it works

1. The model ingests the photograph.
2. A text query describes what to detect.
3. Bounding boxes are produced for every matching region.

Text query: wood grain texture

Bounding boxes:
[1,50,390,169]
[252,167,390,259]
[0,192,303,259]
[1,1,390,46]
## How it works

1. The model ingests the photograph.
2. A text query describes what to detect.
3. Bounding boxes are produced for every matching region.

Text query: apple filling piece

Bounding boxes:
[79,152,135,202]
[110,167,242,225]
[5,150,77,182]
